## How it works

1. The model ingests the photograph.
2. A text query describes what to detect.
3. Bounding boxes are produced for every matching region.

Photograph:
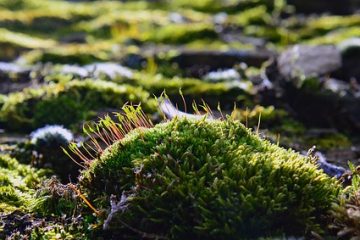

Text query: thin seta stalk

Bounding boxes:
[62,104,153,169]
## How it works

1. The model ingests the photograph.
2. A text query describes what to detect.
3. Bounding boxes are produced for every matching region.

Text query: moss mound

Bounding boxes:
[0,79,157,131]
[0,154,44,213]
[80,117,340,238]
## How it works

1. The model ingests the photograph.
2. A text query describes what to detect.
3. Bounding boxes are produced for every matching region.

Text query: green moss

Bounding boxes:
[31,177,78,217]
[132,73,232,94]
[0,94,6,109]
[230,105,305,136]
[115,72,253,108]
[328,163,360,238]
[0,28,56,49]
[144,23,218,44]
[299,15,360,40]
[231,105,284,126]
[243,25,298,45]
[0,28,56,59]
[229,5,271,26]
[32,44,112,64]
[76,9,170,40]
[306,133,351,151]
[80,117,340,238]
[0,79,157,131]
[168,0,267,13]
[0,154,44,213]
[306,26,360,45]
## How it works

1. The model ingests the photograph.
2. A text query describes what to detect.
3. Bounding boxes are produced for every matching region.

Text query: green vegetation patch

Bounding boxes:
[79,117,340,238]
[0,79,157,131]
[144,23,218,44]
[0,154,44,213]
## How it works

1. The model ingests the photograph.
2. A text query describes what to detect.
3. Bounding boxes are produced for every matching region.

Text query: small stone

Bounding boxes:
[338,38,360,80]
[278,45,342,80]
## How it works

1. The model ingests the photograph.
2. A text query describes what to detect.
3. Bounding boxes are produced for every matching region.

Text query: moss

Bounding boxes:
[243,25,298,45]
[230,105,306,136]
[0,79,157,131]
[229,5,271,26]
[144,23,218,44]
[116,72,253,109]
[168,0,268,13]
[76,9,170,40]
[0,94,6,109]
[327,163,360,238]
[0,154,45,213]
[0,28,56,60]
[231,105,284,126]
[79,117,340,238]
[0,28,56,49]
[305,133,351,151]
[32,44,112,65]
[169,0,229,12]
[31,177,78,217]
[19,42,113,65]
[306,26,360,45]
[298,15,360,40]
[38,49,106,65]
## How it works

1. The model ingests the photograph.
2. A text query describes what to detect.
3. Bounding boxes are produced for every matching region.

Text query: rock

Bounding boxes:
[337,38,360,81]
[204,69,241,82]
[325,148,360,169]
[121,53,146,69]
[213,12,228,25]
[85,62,133,79]
[159,99,214,120]
[323,78,349,96]
[59,32,87,43]
[277,45,342,80]
[168,12,188,24]
[315,151,346,178]
[60,64,89,78]
[280,77,360,133]
[172,49,274,77]
[0,62,34,94]
[57,62,134,79]
[0,133,27,144]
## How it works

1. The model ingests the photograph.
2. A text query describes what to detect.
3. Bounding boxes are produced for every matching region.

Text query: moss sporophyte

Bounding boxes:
[61,104,340,238]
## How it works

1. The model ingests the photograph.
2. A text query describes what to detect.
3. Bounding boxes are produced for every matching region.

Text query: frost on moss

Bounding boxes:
[79,117,340,238]
[0,79,157,131]
[0,154,44,213]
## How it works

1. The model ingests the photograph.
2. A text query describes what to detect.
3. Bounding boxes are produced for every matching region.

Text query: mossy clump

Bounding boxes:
[0,79,157,131]
[0,28,56,60]
[144,24,218,44]
[0,154,44,213]
[329,163,360,238]
[306,132,352,151]
[79,117,340,238]
[31,177,78,217]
